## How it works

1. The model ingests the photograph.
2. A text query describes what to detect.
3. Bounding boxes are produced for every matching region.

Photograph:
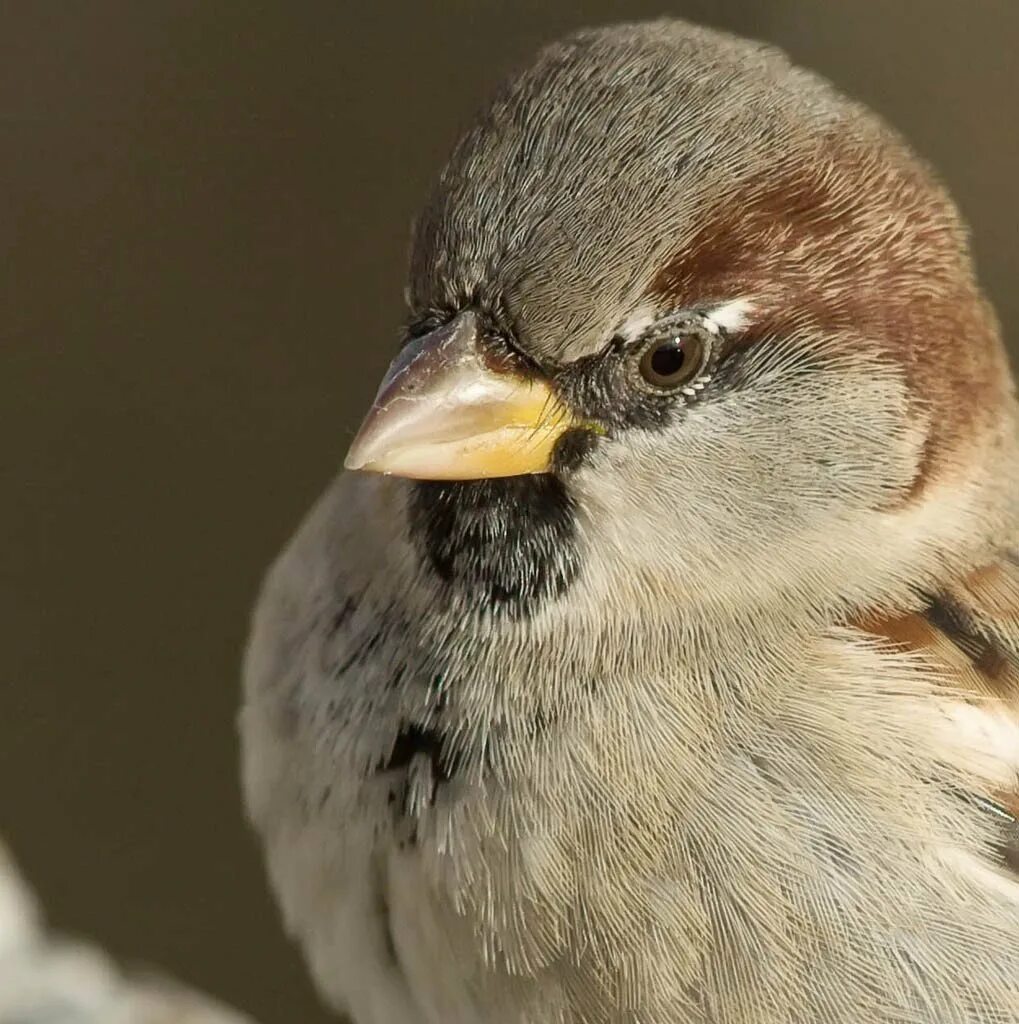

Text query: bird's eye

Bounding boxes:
[638,334,706,390]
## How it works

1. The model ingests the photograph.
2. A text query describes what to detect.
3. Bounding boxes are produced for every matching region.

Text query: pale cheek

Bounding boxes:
[569,359,929,609]
[587,383,915,529]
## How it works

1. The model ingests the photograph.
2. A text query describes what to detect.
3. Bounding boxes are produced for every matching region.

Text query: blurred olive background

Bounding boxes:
[1,2,1015,1021]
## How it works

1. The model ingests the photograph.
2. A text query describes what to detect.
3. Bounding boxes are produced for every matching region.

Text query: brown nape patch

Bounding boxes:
[650,124,1009,499]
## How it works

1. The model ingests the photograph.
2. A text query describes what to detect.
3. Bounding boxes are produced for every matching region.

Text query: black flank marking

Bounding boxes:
[375,723,463,828]
[376,723,461,786]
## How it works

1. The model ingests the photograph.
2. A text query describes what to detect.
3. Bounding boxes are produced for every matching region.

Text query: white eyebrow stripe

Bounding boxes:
[704,298,755,334]
[619,298,755,343]
[615,306,657,342]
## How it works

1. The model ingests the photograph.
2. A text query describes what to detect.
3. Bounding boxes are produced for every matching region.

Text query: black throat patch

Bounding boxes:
[407,475,581,617]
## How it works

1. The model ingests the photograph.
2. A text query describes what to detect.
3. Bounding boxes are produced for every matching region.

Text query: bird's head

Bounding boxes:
[343,21,1015,623]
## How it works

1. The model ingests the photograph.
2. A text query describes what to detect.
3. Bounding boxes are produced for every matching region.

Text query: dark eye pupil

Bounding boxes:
[637,330,706,390]
[649,342,685,379]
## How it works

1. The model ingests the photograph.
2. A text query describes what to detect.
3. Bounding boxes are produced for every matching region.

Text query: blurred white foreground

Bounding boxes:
[0,841,255,1023]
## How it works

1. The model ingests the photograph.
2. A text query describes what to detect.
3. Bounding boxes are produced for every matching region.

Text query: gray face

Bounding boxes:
[372,20,994,622]
[406,21,842,364]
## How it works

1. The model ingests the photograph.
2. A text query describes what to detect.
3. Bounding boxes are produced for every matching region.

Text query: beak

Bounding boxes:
[344,312,578,480]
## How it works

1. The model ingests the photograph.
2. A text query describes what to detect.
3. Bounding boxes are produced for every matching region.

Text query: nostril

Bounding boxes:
[477,332,531,377]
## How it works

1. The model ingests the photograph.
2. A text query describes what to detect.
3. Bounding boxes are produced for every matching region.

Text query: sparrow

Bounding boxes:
[240,18,1019,1024]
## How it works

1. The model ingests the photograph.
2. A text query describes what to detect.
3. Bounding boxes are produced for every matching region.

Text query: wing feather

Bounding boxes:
[855,548,1019,877]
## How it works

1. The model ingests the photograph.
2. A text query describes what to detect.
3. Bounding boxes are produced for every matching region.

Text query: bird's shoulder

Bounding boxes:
[853,545,1019,877]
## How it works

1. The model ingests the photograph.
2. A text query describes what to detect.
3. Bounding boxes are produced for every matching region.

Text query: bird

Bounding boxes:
[239,18,1019,1024]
